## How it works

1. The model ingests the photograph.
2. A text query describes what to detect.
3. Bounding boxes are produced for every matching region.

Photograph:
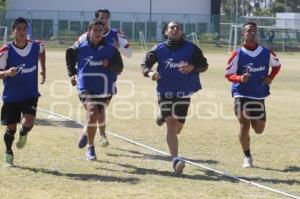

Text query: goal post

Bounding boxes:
[139,31,148,51]
[185,32,200,47]
[228,24,300,53]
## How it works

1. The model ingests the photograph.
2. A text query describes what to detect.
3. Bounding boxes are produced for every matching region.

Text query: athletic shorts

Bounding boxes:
[158,96,191,124]
[79,92,112,112]
[234,97,266,121]
[1,97,38,125]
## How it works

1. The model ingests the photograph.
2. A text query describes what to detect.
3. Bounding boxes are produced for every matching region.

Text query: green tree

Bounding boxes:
[221,0,266,22]
[0,0,6,9]
[0,0,6,25]
[271,0,300,13]
[221,0,236,23]
[221,0,252,23]
[253,8,272,16]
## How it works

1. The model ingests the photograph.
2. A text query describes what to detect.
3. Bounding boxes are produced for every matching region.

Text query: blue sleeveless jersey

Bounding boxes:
[2,42,40,102]
[104,29,118,45]
[77,40,117,95]
[155,41,201,97]
[232,47,270,98]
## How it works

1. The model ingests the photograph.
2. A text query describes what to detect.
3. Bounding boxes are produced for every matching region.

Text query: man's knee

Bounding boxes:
[88,110,99,123]
[254,127,264,134]
[166,116,177,125]
[6,125,17,132]
[5,129,16,136]
[252,120,265,134]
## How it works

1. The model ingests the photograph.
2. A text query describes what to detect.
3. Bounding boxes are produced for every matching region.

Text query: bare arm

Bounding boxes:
[39,50,46,84]
[0,68,17,79]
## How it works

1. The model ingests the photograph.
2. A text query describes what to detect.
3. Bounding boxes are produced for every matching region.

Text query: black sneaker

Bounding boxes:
[156,115,165,126]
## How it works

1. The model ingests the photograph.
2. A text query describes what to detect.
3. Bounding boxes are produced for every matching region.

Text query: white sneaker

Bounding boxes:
[243,156,253,168]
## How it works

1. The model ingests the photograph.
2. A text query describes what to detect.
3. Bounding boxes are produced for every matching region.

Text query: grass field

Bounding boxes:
[0,49,299,199]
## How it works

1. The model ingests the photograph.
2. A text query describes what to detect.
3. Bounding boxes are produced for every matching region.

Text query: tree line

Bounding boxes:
[221,0,300,22]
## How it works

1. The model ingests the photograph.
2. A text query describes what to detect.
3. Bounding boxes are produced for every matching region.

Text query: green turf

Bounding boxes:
[0,49,299,199]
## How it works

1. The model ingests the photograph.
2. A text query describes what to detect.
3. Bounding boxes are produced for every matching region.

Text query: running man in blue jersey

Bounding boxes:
[66,19,123,160]
[225,22,281,168]
[76,9,132,148]
[141,21,208,174]
[0,17,46,167]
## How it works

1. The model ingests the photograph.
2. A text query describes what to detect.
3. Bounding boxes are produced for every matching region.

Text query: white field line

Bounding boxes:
[37,107,300,199]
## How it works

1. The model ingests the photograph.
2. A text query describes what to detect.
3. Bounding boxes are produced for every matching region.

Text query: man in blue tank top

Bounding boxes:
[0,17,46,167]
[66,19,123,161]
[75,9,132,147]
[225,22,281,168]
[141,21,208,174]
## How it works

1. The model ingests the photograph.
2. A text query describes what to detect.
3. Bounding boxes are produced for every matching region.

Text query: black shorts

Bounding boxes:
[1,97,38,125]
[234,97,266,121]
[79,93,112,112]
[158,97,191,124]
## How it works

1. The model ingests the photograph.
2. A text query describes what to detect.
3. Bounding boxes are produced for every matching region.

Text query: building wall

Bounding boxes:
[276,13,300,27]
[7,0,211,15]
[5,0,214,41]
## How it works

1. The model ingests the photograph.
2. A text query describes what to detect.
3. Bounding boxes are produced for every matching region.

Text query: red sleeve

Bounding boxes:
[227,51,237,65]
[0,46,8,54]
[225,74,242,83]
[269,66,280,80]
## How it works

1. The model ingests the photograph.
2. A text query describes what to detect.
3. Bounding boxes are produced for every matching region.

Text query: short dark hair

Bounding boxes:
[88,18,104,30]
[95,9,110,18]
[12,17,28,30]
[243,22,257,29]
[161,21,183,39]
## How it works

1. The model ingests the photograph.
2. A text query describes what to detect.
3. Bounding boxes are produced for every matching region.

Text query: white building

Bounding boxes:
[5,0,220,40]
[7,0,211,14]
[276,13,300,28]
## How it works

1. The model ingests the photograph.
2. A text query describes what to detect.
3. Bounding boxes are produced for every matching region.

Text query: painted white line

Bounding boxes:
[37,107,300,199]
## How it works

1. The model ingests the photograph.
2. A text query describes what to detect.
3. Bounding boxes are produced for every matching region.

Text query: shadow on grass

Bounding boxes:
[254,165,300,173]
[35,118,82,129]
[104,148,300,186]
[98,162,238,183]
[95,160,300,186]
[108,147,219,165]
[283,166,300,173]
[93,159,234,183]
[238,175,300,185]
[14,165,140,184]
